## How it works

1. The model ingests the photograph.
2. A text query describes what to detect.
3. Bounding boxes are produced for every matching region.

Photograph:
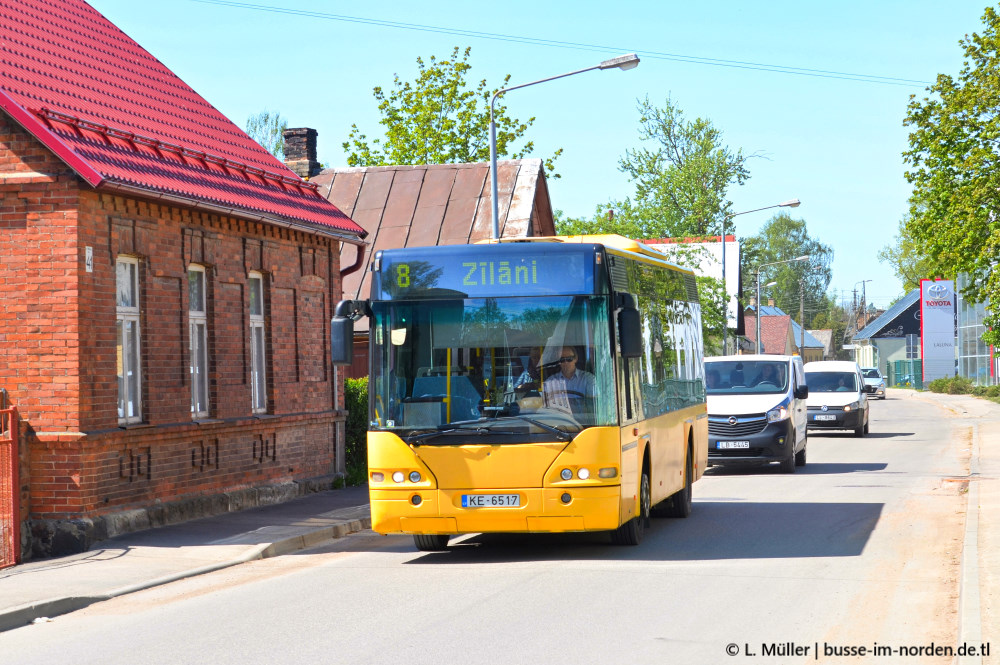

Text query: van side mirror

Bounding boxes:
[794,385,809,400]
[617,293,641,358]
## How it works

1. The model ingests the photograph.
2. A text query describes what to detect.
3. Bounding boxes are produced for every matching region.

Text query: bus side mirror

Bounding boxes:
[617,294,642,358]
[331,300,366,366]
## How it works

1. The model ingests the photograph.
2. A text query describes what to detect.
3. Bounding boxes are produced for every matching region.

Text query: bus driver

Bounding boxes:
[543,346,596,414]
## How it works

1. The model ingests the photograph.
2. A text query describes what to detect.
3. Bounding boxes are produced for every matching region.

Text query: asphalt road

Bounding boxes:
[0,390,979,665]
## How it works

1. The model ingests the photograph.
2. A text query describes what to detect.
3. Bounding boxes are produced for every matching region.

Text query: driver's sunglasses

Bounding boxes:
[559,356,576,363]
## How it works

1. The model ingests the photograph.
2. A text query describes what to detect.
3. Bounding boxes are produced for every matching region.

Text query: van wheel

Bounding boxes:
[779,437,797,474]
[854,420,866,437]
[795,438,807,467]
[612,468,649,545]
[413,534,450,551]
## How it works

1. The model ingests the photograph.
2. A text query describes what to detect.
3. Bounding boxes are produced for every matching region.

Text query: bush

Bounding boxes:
[927,377,950,393]
[344,377,369,485]
[947,377,974,394]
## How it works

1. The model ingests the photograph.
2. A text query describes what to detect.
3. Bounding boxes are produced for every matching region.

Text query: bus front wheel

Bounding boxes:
[611,469,650,546]
[413,534,450,551]
[661,449,693,518]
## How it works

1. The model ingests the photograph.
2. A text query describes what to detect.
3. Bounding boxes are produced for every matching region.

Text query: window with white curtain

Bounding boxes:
[249,271,267,413]
[189,265,209,418]
[116,257,142,424]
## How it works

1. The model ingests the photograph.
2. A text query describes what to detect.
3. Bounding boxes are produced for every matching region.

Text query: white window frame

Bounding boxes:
[189,265,210,419]
[116,257,142,424]
[249,271,268,413]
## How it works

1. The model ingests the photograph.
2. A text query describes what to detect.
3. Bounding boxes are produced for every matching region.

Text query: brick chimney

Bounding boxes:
[283,127,320,179]
[768,298,775,307]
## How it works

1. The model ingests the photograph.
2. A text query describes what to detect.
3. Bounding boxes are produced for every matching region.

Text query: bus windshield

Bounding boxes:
[369,294,617,440]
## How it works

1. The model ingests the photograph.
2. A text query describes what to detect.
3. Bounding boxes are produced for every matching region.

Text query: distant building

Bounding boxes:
[852,289,921,383]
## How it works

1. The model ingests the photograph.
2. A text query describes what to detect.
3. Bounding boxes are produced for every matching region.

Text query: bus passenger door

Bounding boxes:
[617,355,644,524]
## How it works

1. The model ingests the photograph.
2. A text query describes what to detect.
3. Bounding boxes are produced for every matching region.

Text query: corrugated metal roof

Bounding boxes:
[0,0,364,239]
[853,289,920,340]
[311,160,555,316]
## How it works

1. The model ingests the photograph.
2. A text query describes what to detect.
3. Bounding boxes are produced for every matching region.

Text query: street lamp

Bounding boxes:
[755,255,810,354]
[489,53,641,239]
[720,199,800,354]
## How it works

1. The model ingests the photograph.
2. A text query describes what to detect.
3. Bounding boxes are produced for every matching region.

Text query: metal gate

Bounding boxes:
[0,405,19,569]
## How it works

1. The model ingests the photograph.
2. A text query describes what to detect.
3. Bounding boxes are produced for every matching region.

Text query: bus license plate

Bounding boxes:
[717,441,750,449]
[462,494,520,508]
[814,414,836,421]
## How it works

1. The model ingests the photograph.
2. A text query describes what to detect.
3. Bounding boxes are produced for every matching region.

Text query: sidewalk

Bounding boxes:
[0,485,371,632]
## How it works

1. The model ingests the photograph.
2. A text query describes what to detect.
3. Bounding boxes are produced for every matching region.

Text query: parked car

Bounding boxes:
[704,354,809,472]
[861,367,886,399]
[804,360,870,437]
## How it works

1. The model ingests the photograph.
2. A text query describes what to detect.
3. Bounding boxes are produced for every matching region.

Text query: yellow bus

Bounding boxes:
[331,235,708,550]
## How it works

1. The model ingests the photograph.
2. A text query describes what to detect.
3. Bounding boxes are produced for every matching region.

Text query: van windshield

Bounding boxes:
[705,360,788,395]
[805,371,858,393]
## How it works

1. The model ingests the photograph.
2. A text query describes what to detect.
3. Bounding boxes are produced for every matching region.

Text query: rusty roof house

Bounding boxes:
[0,0,366,559]
[290,152,557,378]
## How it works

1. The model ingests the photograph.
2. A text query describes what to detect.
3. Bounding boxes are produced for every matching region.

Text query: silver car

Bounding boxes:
[861,367,886,399]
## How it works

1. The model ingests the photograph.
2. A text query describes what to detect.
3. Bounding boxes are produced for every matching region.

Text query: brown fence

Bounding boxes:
[0,406,19,569]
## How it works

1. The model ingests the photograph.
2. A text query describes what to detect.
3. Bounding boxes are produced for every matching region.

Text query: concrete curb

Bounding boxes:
[0,515,371,633]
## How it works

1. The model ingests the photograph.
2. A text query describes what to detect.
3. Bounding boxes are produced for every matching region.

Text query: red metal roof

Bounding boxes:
[0,0,364,240]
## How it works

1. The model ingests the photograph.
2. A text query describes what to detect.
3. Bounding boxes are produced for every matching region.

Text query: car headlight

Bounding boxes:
[843,401,860,412]
[767,405,790,422]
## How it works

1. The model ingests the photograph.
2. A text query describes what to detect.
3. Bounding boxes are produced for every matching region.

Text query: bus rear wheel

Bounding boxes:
[413,534,450,551]
[612,468,650,546]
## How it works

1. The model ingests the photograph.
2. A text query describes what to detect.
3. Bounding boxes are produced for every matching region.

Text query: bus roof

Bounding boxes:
[479,234,695,276]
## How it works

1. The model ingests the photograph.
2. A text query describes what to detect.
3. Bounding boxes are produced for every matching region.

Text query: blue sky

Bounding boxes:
[87,0,989,312]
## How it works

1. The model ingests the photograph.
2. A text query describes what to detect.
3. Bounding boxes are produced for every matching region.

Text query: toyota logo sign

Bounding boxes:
[927,283,950,301]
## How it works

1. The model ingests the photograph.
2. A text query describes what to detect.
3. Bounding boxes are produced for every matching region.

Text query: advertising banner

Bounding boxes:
[920,279,956,382]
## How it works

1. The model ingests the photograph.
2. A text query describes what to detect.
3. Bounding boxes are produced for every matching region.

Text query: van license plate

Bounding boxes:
[814,415,836,421]
[462,494,520,508]
[717,441,750,449]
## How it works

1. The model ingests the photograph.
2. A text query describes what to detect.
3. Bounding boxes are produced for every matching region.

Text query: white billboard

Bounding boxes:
[920,279,956,382]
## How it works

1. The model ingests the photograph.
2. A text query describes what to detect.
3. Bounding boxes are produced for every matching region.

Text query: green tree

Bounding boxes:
[903,6,1000,343]
[809,295,852,360]
[245,109,287,159]
[344,47,561,175]
[877,214,939,292]
[607,95,751,239]
[740,212,833,318]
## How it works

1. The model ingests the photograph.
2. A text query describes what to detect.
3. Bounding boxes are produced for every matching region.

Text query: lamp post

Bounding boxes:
[489,53,640,240]
[720,199,799,354]
[755,255,810,354]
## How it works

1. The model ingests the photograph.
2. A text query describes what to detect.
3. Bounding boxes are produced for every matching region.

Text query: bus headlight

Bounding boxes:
[392,471,405,483]
[371,472,384,483]
[577,468,590,480]
[409,471,422,483]
[598,467,618,479]
[560,468,573,480]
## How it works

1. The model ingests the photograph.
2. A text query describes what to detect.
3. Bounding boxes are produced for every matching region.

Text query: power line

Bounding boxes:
[189,0,933,88]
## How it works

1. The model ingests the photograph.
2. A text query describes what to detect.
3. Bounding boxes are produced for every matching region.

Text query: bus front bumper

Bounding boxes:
[369,486,622,535]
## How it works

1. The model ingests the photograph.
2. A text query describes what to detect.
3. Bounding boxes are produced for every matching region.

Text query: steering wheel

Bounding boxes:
[757,380,778,387]
[545,389,587,401]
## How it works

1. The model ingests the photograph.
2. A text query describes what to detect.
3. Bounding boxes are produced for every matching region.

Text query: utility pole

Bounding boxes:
[799,281,805,358]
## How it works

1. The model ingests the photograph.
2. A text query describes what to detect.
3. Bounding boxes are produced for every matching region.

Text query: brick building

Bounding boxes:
[0,0,366,558]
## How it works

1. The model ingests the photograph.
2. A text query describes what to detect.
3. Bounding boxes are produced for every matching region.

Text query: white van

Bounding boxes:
[704,354,809,473]
[803,360,869,437]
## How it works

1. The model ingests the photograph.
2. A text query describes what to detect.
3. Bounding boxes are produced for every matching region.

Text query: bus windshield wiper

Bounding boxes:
[481,414,574,441]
